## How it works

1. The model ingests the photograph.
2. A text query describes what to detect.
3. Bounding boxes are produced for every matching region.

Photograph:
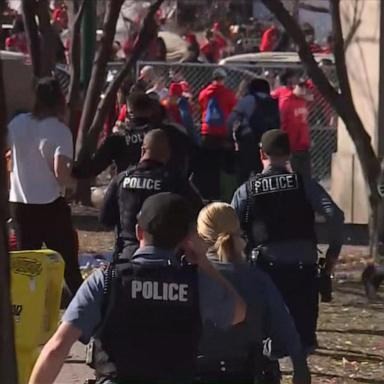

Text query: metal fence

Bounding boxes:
[136,61,338,183]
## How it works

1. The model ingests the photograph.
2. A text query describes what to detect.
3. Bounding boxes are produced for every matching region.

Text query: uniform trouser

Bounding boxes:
[257,259,319,350]
[10,197,83,297]
[237,134,262,184]
[291,151,312,179]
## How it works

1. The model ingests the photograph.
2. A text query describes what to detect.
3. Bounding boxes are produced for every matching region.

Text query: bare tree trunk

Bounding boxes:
[0,50,18,384]
[67,0,87,135]
[75,0,124,161]
[21,0,41,78]
[35,0,58,77]
[77,0,164,160]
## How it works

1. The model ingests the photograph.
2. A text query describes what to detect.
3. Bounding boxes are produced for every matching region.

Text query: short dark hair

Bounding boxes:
[33,77,64,118]
[248,78,271,94]
[138,193,193,249]
[261,129,291,157]
[127,92,153,115]
[279,70,298,86]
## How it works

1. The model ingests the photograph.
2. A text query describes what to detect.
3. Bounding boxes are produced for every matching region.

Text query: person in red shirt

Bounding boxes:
[306,59,336,127]
[200,30,221,63]
[195,68,237,200]
[5,17,28,55]
[162,83,184,125]
[279,83,312,178]
[259,25,280,52]
[271,70,299,106]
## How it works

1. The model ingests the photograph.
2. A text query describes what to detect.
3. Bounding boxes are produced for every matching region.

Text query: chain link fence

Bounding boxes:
[137,60,337,183]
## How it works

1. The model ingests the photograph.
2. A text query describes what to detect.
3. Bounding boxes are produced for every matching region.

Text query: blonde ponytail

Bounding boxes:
[197,202,244,263]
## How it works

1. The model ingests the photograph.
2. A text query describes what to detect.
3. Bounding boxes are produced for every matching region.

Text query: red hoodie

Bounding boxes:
[280,93,310,152]
[198,83,237,137]
[260,27,279,52]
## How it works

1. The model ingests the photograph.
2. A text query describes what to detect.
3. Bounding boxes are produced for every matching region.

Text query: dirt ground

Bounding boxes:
[72,206,384,384]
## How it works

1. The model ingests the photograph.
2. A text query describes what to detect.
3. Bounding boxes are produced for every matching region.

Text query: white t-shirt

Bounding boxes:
[8,113,73,204]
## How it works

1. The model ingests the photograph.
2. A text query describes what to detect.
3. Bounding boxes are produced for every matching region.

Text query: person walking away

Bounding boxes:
[196,202,311,384]
[29,193,246,384]
[232,130,344,352]
[195,68,237,200]
[228,78,280,184]
[73,93,194,179]
[280,82,312,178]
[7,77,83,297]
[100,129,203,259]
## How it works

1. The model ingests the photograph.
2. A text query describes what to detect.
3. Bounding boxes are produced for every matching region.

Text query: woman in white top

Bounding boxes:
[8,77,83,296]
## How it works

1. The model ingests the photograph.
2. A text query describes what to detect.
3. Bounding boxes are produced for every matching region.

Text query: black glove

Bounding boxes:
[318,258,333,303]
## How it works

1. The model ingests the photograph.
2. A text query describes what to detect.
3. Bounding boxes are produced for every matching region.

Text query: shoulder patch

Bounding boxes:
[249,174,298,196]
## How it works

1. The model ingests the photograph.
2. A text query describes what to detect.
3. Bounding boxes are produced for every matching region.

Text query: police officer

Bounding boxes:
[73,92,194,178]
[29,193,246,384]
[232,130,344,352]
[100,129,203,259]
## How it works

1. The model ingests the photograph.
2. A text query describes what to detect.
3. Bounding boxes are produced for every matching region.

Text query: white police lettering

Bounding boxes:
[126,133,144,145]
[131,280,189,302]
[123,177,162,191]
[251,174,298,196]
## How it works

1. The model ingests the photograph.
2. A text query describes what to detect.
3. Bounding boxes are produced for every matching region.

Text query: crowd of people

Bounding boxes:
[2,2,347,384]
[6,72,345,384]
[1,1,333,64]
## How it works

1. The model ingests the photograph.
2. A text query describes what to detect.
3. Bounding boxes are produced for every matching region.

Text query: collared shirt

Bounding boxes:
[62,246,235,344]
[201,255,304,362]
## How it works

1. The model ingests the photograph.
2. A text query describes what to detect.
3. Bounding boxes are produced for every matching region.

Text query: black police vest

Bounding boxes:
[99,259,201,382]
[123,123,151,165]
[116,162,180,245]
[245,169,316,246]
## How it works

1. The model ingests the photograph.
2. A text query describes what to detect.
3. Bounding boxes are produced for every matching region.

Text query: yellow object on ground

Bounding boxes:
[11,250,64,384]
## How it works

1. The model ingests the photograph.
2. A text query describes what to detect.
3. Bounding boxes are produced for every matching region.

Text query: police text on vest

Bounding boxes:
[250,174,298,196]
[123,177,162,190]
[131,280,189,302]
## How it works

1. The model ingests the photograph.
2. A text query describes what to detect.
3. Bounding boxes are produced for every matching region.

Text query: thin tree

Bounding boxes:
[76,0,164,161]
[260,0,382,257]
[67,0,87,134]
[75,0,125,161]
[0,48,18,384]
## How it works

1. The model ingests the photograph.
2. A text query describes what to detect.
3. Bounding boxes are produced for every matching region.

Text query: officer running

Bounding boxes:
[29,193,246,384]
[100,129,203,259]
[232,129,344,352]
[73,92,194,178]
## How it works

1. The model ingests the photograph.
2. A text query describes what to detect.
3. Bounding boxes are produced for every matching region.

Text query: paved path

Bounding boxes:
[55,342,93,384]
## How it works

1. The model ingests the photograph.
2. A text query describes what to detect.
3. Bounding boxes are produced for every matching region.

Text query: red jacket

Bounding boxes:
[280,93,310,152]
[198,83,237,137]
[260,27,279,52]
[271,86,294,107]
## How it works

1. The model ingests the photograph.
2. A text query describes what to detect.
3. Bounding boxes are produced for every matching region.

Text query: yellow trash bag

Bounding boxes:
[11,250,64,384]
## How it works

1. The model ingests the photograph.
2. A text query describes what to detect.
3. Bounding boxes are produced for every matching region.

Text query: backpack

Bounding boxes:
[205,96,225,127]
[249,94,280,143]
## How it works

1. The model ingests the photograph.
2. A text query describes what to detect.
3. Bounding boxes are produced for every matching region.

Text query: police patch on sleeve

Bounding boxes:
[249,174,299,196]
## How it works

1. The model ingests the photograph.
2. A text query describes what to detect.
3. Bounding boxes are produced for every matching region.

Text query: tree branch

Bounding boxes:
[67,0,87,134]
[330,0,353,100]
[21,0,41,78]
[36,0,58,77]
[77,0,164,159]
[75,0,125,160]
